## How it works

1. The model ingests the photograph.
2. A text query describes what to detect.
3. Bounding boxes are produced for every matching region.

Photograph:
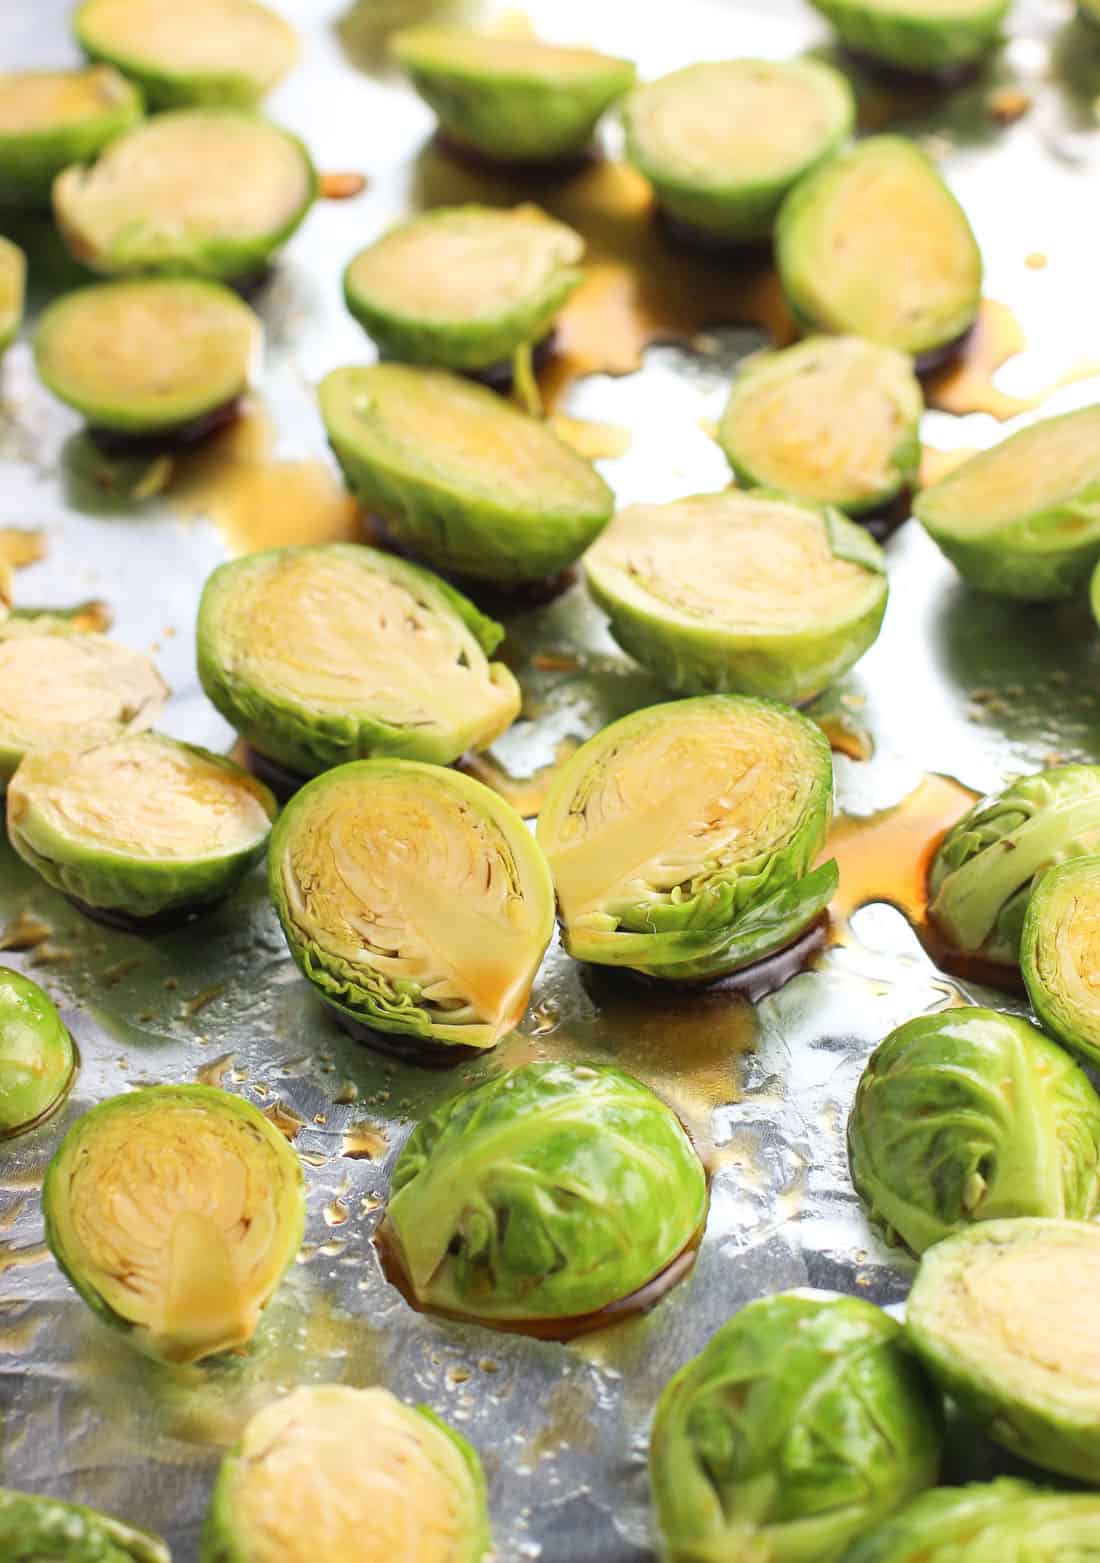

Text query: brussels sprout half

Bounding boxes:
[776,136,982,363]
[197,543,520,776]
[915,405,1100,601]
[391,26,636,164]
[1022,855,1100,1068]
[202,1385,491,1563]
[383,1061,707,1328]
[320,364,614,585]
[344,204,584,373]
[650,1291,941,1563]
[0,1486,169,1563]
[928,765,1100,968]
[583,491,887,705]
[53,109,316,282]
[719,337,923,515]
[623,59,855,244]
[807,0,1011,75]
[7,731,276,922]
[848,1007,1100,1256]
[74,0,300,110]
[0,66,142,207]
[0,966,78,1138]
[842,1479,1100,1563]
[44,1084,305,1364]
[537,695,837,981]
[0,237,25,354]
[907,1218,1100,1481]
[269,759,554,1052]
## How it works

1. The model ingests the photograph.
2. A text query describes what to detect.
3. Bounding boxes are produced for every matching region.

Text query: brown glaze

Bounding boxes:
[63,894,203,934]
[261,1100,306,1140]
[0,529,47,570]
[815,713,874,763]
[319,171,368,199]
[341,1121,388,1160]
[194,1052,236,1088]
[581,915,829,1005]
[839,44,983,91]
[328,1002,484,1068]
[924,298,1034,420]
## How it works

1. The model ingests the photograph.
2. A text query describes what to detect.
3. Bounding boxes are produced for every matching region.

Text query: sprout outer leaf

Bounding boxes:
[0,1486,170,1563]
[841,1479,1100,1563]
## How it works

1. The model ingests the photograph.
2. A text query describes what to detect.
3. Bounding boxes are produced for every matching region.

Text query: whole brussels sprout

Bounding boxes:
[44,1083,305,1364]
[0,236,25,354]
[927,765,1100,968]
[382,1061,707,1329]
[806,0,1011,76]
[0,966,78,1138]
[0,1486,168,1562]
[906,1218,1100,1481]
[537,695,838,981]
[650,1291,941,1563]
[1023,855,1100,1068]
[0,67,142,207]
[848,1007,1100,1256]
[202,1385,491,1563]
[841,1479,1100,1563]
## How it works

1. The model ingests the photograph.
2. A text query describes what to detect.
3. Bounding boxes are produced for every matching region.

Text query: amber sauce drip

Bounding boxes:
[815,713,873,763]
[340,1121,388,1160]
[319,172,367,200]
[194,1052,236,1089]
[919,445,981,488]
[0,529,47,570]
[922,298,1100,422]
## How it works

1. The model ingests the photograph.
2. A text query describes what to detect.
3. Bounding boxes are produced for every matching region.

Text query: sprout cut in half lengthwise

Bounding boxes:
[320,365,614,585]
[0,237,25,354]
[197,543,520,776]
[0,1487,169,1563]
[537,695,837,981]
[906,1219,1100,1481]
[44,1084,305,1364]
[1023,855,1100,1068]
[848,1007,1100,1256]
[269,759,555,1053]
[623,58,855,244]
[0,966,78,1139]
[382,1061,707,1329]
[650,1291,941,1563]
[53,109,316,281]
[844,1479,1100,1563]
[391,25,635,164]
[202,1386,491,1563]
[0,66,142,206]
[776,135,982,363]
[914,405,1100,600]
[583,490,888,704]
[7,731,276,923]
[807,0,1012,75]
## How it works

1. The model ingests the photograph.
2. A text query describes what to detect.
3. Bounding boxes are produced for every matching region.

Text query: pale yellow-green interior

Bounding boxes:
[1040,871,1100,1031]
[924,412,1100,534]
[396,26,623,81]
[0,67,129,133]
[852,0,998,13]
[0,631,165,756]
[79,0,298,79]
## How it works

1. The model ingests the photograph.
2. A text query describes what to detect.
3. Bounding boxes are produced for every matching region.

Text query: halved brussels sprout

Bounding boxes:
[928,765,1100,969]
[650,1292,941,1563]
[1022,855,1100,1069]
[0,620,167,786]
[0,66,142,206]
[44,1083,305,1364]
[269,759,555,1052]
[74,0,300,110]
[0,237,25,354]
[391,25,636,163]
[319,364,614,585]
[718,337,923,515]
[537,695,838,981]
[0,966,77,1138]
[623,59,854,244]
[197,543,521,776]
[807,0,1011,75]
[582,491,888,705]
[202,1386,491,1563]
[0,1486,169,1563]
[914,406,1100,600]
[34,277,261,436]
[907,1218,1100,1480]
[848,1007,1100,1256]
[382,1061,707,1328]
[843,1479,1100,1563]
[7,731,276,922]
[776,136,982,363]
[1084,0,1100,28]
[343,204,584,373]
[53,109,316,281]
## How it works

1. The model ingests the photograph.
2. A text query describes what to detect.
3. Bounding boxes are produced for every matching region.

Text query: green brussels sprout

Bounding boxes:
[914,406,1100,601]
[0,966,78,1138]
[906,1218,1100,1481]
[582,490,888,705]
[928,765,1100,969]
[382,1061,707,1327]
[623,59,855,245]
[845,1479,1100,1563]
[0,1486,169,1563]
[1083,0,1100,30]
[44,1083,305,1364]
[7,731,276,922]
[390,25,636,164]
[650,1291,941,1563]
[74,0,300,110]
[0,66,142,207]
[848,1007,1100,1256]
[537,695,838,981]
[806,0,1011,76]
[269,758,554,1052]
[343,204,584,374]
[34,277,261,437]
[53,109,316,282]
[718,337,923,516]
[776,136,982,364]
[319,364,614,585]
[0,237,25,354]
[202,1385,491,1563]
[197,543,520,778]
[1022,855,1100,1069]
